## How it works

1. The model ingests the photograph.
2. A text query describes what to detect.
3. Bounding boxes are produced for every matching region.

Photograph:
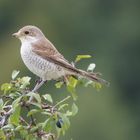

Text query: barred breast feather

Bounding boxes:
[20,42,66,81]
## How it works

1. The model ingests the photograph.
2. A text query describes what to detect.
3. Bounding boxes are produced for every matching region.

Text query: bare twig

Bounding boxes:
[0,108,13,127]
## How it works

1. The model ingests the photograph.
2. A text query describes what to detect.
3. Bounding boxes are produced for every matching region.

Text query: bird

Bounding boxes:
[13,25,109,92]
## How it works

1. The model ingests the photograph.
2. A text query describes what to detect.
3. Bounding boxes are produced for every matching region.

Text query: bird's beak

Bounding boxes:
[12,32,19,38]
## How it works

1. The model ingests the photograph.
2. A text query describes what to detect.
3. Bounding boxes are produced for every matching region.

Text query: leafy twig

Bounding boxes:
[25,105,36,126]
[54,96,71,108]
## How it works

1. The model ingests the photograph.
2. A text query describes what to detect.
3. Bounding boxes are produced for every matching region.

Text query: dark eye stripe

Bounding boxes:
[24,31,29,34]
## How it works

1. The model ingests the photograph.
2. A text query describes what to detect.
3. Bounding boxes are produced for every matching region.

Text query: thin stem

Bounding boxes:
[54,96,71,108]
[26,106,36,126]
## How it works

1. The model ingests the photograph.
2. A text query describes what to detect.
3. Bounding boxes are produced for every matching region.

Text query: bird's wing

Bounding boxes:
[31,38,64,58]
[31,39,76,72]
[31,39,109,85]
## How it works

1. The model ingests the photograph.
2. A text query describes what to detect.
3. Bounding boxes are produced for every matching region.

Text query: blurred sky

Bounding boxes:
[0,0,140,140]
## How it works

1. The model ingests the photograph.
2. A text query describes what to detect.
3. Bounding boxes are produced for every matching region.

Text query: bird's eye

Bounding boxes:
[24,31,29,35]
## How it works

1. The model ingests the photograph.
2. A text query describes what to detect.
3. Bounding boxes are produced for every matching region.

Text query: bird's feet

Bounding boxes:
[32,79,46,93]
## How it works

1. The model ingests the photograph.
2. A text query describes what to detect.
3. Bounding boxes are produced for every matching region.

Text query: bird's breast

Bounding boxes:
[20,43,65,80]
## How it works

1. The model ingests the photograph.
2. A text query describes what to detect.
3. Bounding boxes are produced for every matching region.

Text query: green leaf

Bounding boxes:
[0,98,4,110]
[15,125,23,131]
[58,113,70,136]
[3,101,9,107]
[93,82,102,91]
[65,110,73,116]
[41,111,52,116]
[21,76,31,82]
[20,76,31,89]
[2,124,14,130]
[54,96,71,108]
[27,92,41,103]
[42,117,55,132]
[42,94,53,103]
[42,118,50,129]
[9,92,21,99]
[58,104,69,111]
[71,103,78,116]
[55,81,63,88]
[67,76,78,100]
[1,83,13,94]
[59,113,70,130]
[12,70,20,80]
[30,126,39,133]
[9,105,21,126]
[0,98,3,107]
[67,85,77,101]
[26,134,37,140]
[75,55,91,62]
[0,129,6,140]
[84,80,93,87]
[30,102,42,109]
[27,109,40,117]
[68,76,78,88]
[63,115,70,129]
[12,96,22,109]
[87,63,96,72]
[20,129,28,139]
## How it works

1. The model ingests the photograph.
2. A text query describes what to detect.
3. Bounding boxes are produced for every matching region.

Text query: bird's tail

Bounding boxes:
[74,69,109,86]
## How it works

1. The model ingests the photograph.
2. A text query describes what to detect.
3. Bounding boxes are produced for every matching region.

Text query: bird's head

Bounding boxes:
[12,25,45,43]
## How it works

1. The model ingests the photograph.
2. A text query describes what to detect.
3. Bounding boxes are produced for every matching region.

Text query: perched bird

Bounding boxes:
[13,25,108,91]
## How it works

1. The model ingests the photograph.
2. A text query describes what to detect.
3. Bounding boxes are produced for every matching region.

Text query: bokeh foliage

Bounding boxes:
[0,0,140,140]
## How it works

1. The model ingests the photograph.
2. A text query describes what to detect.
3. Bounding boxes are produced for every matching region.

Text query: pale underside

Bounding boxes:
[20,40,71,81]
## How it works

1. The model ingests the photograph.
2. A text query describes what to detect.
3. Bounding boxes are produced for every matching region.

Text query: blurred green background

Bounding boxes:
[0,0,140,139]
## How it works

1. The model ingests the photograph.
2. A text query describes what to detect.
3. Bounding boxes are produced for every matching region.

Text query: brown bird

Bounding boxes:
[13,25,108,91]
